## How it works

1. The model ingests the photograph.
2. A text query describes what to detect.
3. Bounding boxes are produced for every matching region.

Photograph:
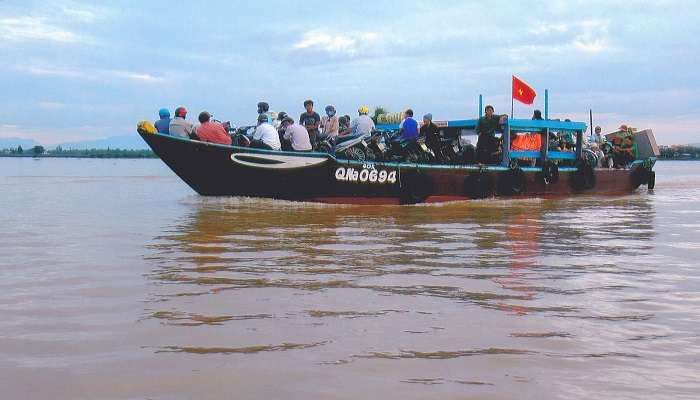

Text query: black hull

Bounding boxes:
[141,133,653,205]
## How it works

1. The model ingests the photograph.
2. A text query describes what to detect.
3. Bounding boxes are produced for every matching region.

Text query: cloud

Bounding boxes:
[293,30,381,56]
[0,16,79,43]
[17,64,165,83]
[523,19,611,55]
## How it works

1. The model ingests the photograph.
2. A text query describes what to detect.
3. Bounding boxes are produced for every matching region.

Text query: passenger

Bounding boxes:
[299,100,321,146]
[350,106,375,135]
[169,106,195,139]
[399,109,419,140]
[194,111,231,145]
[475,105,506,164]
[339,115,352,136]
[532,109,543,120]
[251,114,281,150]
[257,102,273,124]
[590,143,604,168]
[419,113,440,154]
[154,108,171,134]
[281,116,312,151]
[320,105,340,138]
[592,126,603,144]
[614,135,635,167]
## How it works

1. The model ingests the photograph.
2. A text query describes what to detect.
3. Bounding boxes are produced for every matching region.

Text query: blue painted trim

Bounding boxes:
[377,118,586,131]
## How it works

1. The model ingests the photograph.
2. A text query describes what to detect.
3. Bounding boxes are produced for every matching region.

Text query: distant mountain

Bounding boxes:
[0,137,39,149]
[58,135,149,150]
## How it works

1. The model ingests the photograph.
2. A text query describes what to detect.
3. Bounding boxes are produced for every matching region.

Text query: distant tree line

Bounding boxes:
[659,145,700,160]
[0,146,156,158]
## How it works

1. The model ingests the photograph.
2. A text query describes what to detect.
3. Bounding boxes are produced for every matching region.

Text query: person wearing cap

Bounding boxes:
[169,106,195,139]
[419,113,440,154]
[194,111,231,145]
[281,116,312,151]
[350,105,374,136]
[252,113,281,150]
[154,108,171,134]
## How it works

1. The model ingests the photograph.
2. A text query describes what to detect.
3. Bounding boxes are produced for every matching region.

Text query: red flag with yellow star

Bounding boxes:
[512,75,536,105]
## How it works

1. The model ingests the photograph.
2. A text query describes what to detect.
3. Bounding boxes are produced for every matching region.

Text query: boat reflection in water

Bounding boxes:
[142,196,661,397]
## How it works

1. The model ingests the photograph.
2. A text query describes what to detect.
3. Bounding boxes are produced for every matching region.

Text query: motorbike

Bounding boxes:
[323,132,372,161]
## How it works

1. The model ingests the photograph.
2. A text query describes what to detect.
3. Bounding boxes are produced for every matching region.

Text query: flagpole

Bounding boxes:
[511,77,514,119]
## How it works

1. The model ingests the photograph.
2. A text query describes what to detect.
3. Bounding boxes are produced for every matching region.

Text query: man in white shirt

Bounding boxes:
[281,116,312,151]
[351,105,375,136]
[252,114,281,150]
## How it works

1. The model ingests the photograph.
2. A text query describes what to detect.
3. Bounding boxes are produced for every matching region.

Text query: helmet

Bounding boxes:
[158,108,170,119]
[358,105,369,115]
[257,102,269,113]
[277,111,288,121]
[325,105,336,117]
[175,106,187,118]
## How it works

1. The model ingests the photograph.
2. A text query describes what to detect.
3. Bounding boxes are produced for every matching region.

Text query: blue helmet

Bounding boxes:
[158,108,170,119]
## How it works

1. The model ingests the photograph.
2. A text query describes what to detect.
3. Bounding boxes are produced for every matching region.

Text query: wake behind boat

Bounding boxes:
[138,117,658,205]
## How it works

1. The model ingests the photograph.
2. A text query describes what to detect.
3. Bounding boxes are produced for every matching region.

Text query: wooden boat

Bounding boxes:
[139,118,656,205]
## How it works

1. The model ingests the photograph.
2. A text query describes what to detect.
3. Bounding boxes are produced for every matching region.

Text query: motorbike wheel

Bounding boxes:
[317,142,333,153]
[365,147,377,161]
[404,150,421,163]
[345,147,366,161]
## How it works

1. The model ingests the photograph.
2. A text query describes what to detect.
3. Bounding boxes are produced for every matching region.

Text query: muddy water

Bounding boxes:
[1,158,699,399]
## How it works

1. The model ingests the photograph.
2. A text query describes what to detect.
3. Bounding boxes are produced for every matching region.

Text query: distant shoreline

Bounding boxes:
[0,149,156,159]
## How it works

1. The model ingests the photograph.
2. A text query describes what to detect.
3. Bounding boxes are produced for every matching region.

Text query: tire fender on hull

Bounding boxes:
[571,159,596,191]
[464,169,494,199]
[400,169,433,204]
[498,166,526,196]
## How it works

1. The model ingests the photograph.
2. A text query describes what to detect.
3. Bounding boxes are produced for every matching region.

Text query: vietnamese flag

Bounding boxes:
[512,75,536,105]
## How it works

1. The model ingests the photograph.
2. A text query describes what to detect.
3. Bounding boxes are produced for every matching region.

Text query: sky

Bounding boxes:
[0,0,699,145]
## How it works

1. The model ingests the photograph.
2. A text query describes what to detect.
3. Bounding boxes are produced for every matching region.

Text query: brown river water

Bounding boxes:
[1,158,699,399]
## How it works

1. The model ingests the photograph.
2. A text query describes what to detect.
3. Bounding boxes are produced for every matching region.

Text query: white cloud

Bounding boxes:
[0,16,79,43]
[516,19,612,56]
[293,31,381,55]
[17,64,165,83]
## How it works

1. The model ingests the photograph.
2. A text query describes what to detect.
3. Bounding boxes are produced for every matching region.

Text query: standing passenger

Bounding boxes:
[154,108,171,134]
[299,100,321,147]
[169,106,195,139]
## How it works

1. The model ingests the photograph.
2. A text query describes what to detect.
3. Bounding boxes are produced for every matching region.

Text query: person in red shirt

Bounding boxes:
[194,111,231,145]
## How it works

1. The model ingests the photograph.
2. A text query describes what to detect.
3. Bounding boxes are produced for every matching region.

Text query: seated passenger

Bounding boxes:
[399,109,419,141]
[476,105,506,164]
[154,108,171,134]
[194,111,231,145]
[613,135,635,167]
[350,106,375,136]
[252,114,281,150]
[590,143,605,168]
[257,101,277,126]
[532,109,543,120]
[419,113,440,154]
[339,115,352,136]
[281,116,312,151]
[592,126,603,144]
[321,105,339,138]
[169,106,195,139]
